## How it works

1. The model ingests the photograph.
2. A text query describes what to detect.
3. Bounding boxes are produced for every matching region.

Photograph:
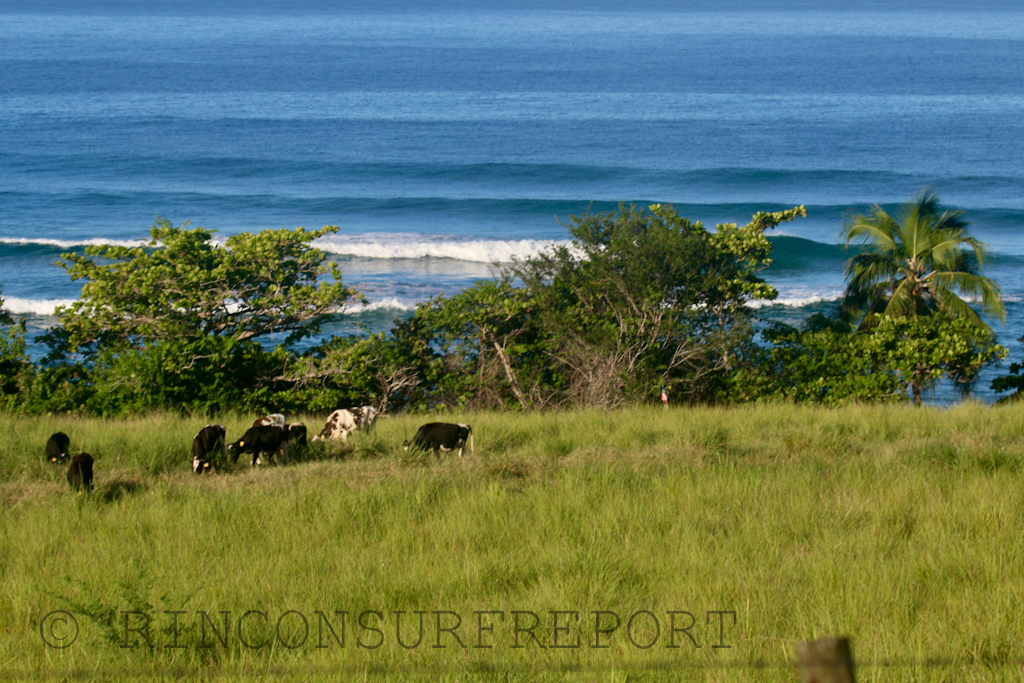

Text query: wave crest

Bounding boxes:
[1,297,76,316]
[748,293,842,309]
[0,237,148,249]
[346,298,415,314]
[315,234,564,263]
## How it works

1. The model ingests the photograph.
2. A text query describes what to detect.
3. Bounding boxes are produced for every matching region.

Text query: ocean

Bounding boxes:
[1,0,1022,402]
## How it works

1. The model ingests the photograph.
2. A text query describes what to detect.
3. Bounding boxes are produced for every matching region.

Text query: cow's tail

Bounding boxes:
[470,428,474,455]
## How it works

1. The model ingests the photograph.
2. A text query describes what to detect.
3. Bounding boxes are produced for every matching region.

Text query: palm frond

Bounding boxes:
[930,287,987,331]
[842,208,898,251]
[883,279,921,319]
[839,189,1005,333]
[843,252,901,289]
[915,189,969,230]
[930,271,1006,323]
[836,281,890,327]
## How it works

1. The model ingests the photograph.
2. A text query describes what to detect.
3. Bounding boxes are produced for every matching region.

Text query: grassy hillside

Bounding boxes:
[2,404,1023,681]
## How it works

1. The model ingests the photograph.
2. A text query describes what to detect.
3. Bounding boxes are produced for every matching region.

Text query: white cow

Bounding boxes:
[312,406,378,442]
[252,413,286,428]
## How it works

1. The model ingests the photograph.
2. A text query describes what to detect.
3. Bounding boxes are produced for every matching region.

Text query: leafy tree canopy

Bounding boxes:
[0,287,29,406]
[0,287,12,326]
[736,313,1007,406]
[55,219,361,353]
[457,203,808,407]
[992,335,1024,405]
[866,315,1007,405]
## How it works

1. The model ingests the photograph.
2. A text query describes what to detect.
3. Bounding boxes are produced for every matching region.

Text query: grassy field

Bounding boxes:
[2,404,1023,681]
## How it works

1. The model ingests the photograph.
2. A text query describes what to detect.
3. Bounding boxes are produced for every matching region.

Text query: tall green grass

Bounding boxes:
[2,404,1023,681]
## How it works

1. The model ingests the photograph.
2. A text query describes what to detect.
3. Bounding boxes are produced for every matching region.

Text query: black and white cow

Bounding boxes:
[67,453,94,493]
[192,424,226,474]
[252,413,286,428]
[403,423,474,458]
[312,406,378,442]
[227,425,290,466]
[46,432,71,465]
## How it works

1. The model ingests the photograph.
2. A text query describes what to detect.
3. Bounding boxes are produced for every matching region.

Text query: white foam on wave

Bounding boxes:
[1,233,563,264]
[0,236,148,249]
[748,293,842,309]
[2,295,415,319]
[1,297,76,316]
[314,234,564,263]
[346,297,415,314]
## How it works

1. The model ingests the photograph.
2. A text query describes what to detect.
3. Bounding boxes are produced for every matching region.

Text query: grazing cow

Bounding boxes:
[228,425,290,467]
[66,453,94,493]
[252,413,286,428]
[192,424,226,474]
[46,432,71,465]
[286,423,307,450]
[312,406,378,442]
[403,423,474,458]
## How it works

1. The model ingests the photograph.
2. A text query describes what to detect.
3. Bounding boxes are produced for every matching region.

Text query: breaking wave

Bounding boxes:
[346,298,416,314]
[748,293,843,309]
[314,234,564,263]
[0,236,147,249]
[1,297,76,316]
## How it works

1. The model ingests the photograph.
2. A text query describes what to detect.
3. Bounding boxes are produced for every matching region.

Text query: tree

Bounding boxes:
[0,287,12,327]
[837,190,1005,333]
[865,315,1007,405]
[34,220,363,415]
[55,219,361,355]
[405,278,562,410]
[276,326,435,415]
[731,315,906,405]
[0,287,31,406]
[991,335,1024,405]
[733,314,1006,406]
[506,203,806,407]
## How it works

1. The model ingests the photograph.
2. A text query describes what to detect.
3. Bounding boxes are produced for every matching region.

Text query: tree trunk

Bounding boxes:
[493,338,530,410]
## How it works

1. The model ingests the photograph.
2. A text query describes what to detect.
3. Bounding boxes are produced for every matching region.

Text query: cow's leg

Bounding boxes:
[278,442,290,465]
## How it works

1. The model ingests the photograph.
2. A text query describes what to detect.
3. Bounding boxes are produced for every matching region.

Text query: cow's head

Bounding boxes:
[226,440,244,464]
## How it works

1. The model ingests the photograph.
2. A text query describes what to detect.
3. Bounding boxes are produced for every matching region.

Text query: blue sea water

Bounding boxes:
[1,0,1022,402]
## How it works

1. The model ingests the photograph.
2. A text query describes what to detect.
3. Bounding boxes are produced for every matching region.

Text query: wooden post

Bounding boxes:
[796,637,855,683]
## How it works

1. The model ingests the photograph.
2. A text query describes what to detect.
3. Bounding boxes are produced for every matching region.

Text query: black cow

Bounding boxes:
[227,425,290,467]
[46,432,71,465]
[192,424,226,474]
[67,453,94,493]
[403,423,474,458]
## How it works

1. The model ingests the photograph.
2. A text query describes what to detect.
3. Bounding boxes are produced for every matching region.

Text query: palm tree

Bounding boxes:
[837,190,1005,334]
